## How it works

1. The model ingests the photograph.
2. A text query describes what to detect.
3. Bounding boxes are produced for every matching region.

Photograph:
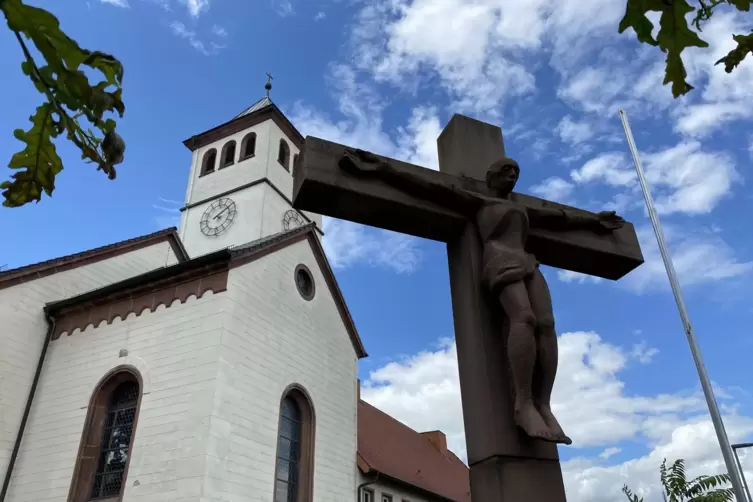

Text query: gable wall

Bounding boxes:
[4,290,227,502]
[0,240,179,479]
[209,239,359,501]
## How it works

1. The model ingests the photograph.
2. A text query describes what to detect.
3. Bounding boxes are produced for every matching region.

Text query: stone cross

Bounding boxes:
[292,114,643,502]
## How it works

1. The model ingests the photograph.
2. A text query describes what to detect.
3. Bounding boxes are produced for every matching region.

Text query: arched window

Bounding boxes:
[241,132,257,160]
[221,140,236,168]
[278,139,290,171]
[292,154,299,175]
[274,387,315,502]
[201,148,217,176]
[69,369,142,502]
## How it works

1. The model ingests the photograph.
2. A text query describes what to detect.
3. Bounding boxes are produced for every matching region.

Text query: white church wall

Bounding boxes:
[180,182,266,258]
[211,239,359,502]
[358,473,436,502]
[263,120,322,230]
[0,240,178,480]
[4,291,228,502]
[264,119,298,200]
[260,182,301,236]
[187,121,272,206]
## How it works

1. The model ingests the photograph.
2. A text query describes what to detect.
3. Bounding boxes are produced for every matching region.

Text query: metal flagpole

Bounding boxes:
[733,443,753,502]
[618,109,747,502]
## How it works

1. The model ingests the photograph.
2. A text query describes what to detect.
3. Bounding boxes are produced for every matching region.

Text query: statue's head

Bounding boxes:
[486,157,520,196]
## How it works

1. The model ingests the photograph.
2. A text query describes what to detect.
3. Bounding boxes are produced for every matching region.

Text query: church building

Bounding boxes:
[0,91,470,502]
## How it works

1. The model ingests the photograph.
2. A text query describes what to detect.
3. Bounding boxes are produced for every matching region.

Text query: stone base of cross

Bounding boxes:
[293,114,643,502]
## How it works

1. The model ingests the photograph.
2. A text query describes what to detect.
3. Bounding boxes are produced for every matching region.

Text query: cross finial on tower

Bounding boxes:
[265,73,273,98]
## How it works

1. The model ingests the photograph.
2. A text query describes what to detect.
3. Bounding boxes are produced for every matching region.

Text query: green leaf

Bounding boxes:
[84,51,124,87]
[1,104,63,207]
[716,31,753,72]
[618,0,661,45]
[2,0,128,207]
[619,0,710,98]
[728,0,751,11]
[656,0,709,97]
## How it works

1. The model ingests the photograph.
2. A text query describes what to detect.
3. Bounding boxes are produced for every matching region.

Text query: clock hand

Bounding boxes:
[213,206,230,220]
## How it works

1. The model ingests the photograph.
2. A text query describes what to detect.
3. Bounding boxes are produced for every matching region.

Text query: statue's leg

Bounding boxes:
[526,268,571,445]
[498,280,556,442]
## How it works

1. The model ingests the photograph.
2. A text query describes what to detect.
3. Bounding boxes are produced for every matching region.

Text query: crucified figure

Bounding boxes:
[340,149,624,445]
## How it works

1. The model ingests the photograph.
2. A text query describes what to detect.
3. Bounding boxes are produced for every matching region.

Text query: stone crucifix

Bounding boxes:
[293,115,643,502]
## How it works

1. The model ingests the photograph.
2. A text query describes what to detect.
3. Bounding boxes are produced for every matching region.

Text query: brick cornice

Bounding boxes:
[49,254,230,339]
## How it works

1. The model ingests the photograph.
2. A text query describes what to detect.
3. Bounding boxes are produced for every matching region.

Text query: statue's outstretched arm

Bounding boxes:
[527,205,625,233]
[339,149,480,215]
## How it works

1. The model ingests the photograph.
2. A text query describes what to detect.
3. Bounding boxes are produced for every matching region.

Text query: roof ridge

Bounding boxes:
[229,222,316,256]
[234,95,274,119]
[359,398,425,436]
[0,227,179,279]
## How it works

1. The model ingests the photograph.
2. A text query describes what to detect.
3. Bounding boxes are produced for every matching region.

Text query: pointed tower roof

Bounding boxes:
[234,96,273,119]
[183,96,304,152]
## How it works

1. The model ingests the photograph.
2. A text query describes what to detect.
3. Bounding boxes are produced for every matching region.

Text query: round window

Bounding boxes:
[294,264,315,301]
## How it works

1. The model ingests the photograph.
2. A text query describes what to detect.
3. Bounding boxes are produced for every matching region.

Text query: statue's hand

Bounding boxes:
[595,211,625,232]
[339,149,386,175]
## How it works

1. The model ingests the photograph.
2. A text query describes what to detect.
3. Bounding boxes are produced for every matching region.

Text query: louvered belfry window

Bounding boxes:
[275,396,302,502]
[90,381,139,499]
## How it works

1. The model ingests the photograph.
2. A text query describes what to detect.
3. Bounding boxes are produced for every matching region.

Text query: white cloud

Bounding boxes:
[153,197,181,229]
[675,102,753,137]
[571,142,739,216]
[641,142,739,215]
[169,21,224,55]
[529,176,574,204]
[395,107,442,170]
[571,153,635,186]
[211,25,228,38]
[275,0,294,17]
[290,64,444,172]
[630,342,659,364]
[314,11,325,21]
[556,115,594,145]
[622,225,753,293]
[100,0,129,7]
[322,218,422,274]
[558,67,627,114]
[362,332,753,501]
[179,0,208,18]
[672,12,753,136]
[557,269,603,284]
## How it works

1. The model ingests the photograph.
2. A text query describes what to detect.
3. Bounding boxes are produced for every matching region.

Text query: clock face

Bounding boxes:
[200,198,237,236]
[282,209,305,231]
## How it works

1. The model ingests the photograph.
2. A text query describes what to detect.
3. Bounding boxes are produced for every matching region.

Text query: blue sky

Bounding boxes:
[2,0,753,500]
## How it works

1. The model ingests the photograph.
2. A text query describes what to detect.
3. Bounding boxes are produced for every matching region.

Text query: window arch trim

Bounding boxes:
[68,366,143,502]
[273,384,316,502]
[200,148,217,177]
[220,140,237,169]
[241,132,257,160]
[278,139,291,171]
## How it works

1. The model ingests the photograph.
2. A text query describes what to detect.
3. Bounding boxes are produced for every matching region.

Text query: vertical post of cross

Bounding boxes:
[437,115,567,501]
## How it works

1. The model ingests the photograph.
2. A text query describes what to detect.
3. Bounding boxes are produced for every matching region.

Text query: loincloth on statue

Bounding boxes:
[481,247,539,296]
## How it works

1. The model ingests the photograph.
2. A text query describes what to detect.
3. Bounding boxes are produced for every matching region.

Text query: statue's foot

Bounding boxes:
[515,403,557,442]
[538,405,572,445]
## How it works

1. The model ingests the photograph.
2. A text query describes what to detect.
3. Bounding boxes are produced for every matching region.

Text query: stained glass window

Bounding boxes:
[274,397,302,502]
[90,381,138,500]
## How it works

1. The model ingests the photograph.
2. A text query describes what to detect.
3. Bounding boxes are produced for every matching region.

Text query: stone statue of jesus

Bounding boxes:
[340,149,625,445]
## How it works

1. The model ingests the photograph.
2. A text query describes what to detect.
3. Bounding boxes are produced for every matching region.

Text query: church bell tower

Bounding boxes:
[178,78,322,258]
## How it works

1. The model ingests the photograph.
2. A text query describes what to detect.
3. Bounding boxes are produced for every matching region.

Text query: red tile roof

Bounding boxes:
[358,400,471,502]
